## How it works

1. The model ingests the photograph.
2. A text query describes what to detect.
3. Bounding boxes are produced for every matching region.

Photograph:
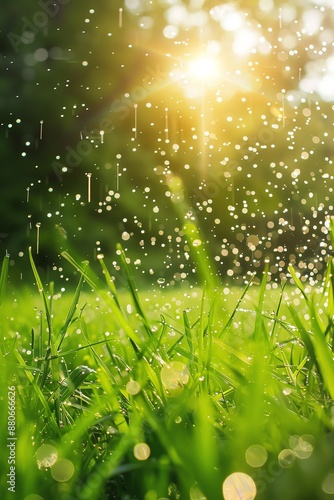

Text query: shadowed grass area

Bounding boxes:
[1,229,334,499]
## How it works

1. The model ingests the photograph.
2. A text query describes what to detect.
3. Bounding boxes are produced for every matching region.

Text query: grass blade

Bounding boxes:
[59,365,96,402]
[116,243,152,336]
[61,251,143,347]
[0,253,9,307]
[57,269,86,350]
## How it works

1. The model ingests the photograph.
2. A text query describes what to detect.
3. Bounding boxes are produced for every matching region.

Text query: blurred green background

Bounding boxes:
[1,0,334,286]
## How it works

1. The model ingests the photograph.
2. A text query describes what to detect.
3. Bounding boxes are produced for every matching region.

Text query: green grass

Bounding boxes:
[1,233,334,500]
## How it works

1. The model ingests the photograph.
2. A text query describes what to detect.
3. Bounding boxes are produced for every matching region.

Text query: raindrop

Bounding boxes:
[85,173,92,202]
[36,222,41,254]
[121,231,130,241]
[99,130,104,144]
[39,120,44,140]
[119,7,123,28]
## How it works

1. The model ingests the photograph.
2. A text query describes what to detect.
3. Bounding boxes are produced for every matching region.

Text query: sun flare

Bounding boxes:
[187,56,220,82]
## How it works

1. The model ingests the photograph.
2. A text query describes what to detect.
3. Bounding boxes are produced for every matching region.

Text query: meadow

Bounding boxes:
[1,227,334,500]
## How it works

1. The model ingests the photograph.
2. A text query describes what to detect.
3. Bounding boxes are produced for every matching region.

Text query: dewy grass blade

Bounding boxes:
[57,269,86,350]
[14,350,61,438]
[183,310,195,371]
[61,251,143,347]
[218,274,255,339]
[288,264,310,303]
[59,365,96,402]
[29,247,60,384]
[0,253,9,307]
[98,255,121,309]
[116,243,152,336]
[254,261,269,343]
[28,247,52,338]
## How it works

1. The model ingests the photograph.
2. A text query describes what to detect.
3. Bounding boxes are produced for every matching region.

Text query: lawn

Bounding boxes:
[1,238,334,500]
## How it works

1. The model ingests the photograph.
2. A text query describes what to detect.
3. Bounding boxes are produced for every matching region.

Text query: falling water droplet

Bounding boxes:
[86,173,92,203]
[36,222,41,254]
[100,130,104,144]
[119,7,123,28]
[39,120,44,140]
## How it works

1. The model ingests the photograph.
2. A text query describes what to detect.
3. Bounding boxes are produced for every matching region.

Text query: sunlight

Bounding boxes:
[187,56,220,82]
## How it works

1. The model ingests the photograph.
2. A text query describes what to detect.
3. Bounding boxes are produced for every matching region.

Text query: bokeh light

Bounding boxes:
[245,444,268,467]
[134,442,151,461]
[222,472,257,500]
[322,472,334,494]
[278,449,296,468]
[50,458,75,482]
[126,380,141,395]
[161,361,190,395]
[35,444,58,469]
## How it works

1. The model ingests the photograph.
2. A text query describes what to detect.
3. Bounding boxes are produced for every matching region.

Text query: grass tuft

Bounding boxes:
[2,225,334,498]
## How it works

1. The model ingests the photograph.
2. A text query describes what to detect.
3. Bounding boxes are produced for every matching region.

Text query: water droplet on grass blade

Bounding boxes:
[86,173,92,202]
[36,223,41,254]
